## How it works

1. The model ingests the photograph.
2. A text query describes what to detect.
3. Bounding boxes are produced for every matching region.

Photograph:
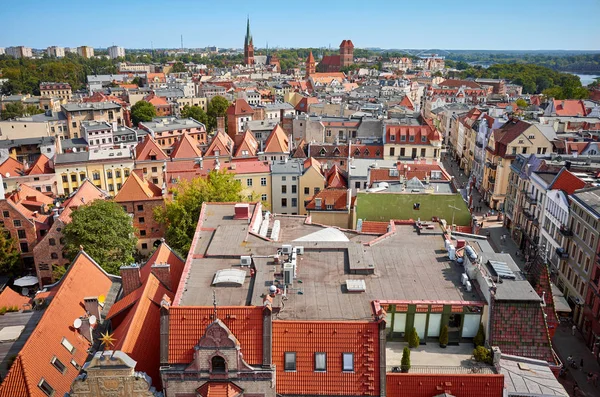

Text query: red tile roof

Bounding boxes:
[307,51,315,63]
[25,155,53,175]
[309,144,383,160]
[170,131,204,159]
[361,221,390,234]
[263,124,289,153]
[83,92,128,107]
[135,135,169,161]
[0,287,31,310]
[399,95,415,110]
[386,118,441,145]
[490,299,555,363]
[144,93,169,107]
[326,165,347,188]
[226,99,253,117]
[294,96,320,112]
[147,73,166,83]
[58,180,109,223]
[114,172,163,203]
[205,131,234,157]
[553,99,588,116]
[111,274,172,386]
[549,168,586,194]
[386,373,504,397]
[563,141,589,155]
[234,129,259,158]
[439,79,482,89]
[306,188,350,211]
[319,55,341,68]
[0,251,116,397]
[227,159,270,174]
[168,306,264,365]
[197,381,242,397]
[0,157,24,178]
[272,320,380,396]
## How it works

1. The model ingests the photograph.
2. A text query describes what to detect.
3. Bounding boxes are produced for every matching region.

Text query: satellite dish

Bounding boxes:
[89,315,97,325]
[98,295,106,304]
[73,318,82,329]
[5,173,10,178]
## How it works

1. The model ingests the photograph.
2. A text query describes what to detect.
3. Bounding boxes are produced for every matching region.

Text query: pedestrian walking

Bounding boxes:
[572,324,577,335]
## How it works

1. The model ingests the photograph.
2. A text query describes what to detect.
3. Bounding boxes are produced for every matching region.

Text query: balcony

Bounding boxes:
[556,247,569,259]
[523,209,535,221]
[524,195,537,205]
[486,162,497,170]
[591,277,600,294]
[488,176,496,184]
[558,225,573,237]
[476,141,484,148]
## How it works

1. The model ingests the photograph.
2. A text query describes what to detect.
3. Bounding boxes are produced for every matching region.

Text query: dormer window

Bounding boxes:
[211,355,226,373]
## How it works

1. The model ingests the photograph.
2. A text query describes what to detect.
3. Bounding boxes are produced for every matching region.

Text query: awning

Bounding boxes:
[13,276,39,287]
[551,283,572,313]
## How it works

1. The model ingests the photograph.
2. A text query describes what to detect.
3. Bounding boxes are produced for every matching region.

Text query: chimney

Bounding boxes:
[234,203,250,219]
[151,263,171,290]
[120,264,141,296]
[262,297,273,368]
[84,297,101,322]
[78,316,94,343]
[216,116,225,133]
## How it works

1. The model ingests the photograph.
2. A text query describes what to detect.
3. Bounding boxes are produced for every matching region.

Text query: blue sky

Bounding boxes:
[1,0,598,50]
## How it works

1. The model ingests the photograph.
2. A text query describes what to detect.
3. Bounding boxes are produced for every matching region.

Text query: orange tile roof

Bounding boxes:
[303,157,323,174]
[144,93,169,107]
[326,165,347,188]
[0,251,115,397]
[273,321,380,396]
[226,98,253,117]
[0,287,31,310]
[111,273,172,386]
[306,188,349,211]
[170,131,203,159]
[234,129,259,158]
[386,373,504,397]
[553,99,588,116]
[147,73,166,83]
[25,155,53,175]
[140,242,185,287]
[307,51,315,63]
[263,124,289,153]
[58,180,109,223]
[399,95,414,110]
[227,159,270,174]
[168,306,264,365]
[361,221,390,234]
[106,285,144,320]
[439,79,482,89]
[205,131,234,157]
[197,381,243,397]
[114,172,163,203]
[83,92,128,107]
[135,134,169,161]
[0,157,24,178]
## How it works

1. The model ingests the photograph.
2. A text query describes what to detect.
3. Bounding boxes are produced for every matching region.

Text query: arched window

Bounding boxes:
[51,253,58,259]
[49,238,56,246]
[211,355,226,373]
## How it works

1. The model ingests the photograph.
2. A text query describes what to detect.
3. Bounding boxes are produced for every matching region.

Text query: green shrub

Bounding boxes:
[0,307,6,315]
[473,346,492,364]
[401,346,411,372]
[474,323,485,347]
[439,325,449,346]
[408,327,420,348]
[11,306,19,312]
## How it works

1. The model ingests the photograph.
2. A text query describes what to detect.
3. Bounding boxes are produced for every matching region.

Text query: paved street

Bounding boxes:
[440,153,600,396]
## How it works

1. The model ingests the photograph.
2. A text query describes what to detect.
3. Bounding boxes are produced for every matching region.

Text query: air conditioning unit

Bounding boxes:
[240,256,251,267]
[465,281,472,292]
[283,263,294,285]
[281,244,293,255]
[295,246,304,255]
[461,273,468,286]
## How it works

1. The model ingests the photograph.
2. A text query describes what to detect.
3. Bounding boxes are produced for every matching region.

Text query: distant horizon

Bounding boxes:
[1,0,598,51]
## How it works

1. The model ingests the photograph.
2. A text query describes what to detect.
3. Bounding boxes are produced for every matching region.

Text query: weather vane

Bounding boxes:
[100,331,116,350]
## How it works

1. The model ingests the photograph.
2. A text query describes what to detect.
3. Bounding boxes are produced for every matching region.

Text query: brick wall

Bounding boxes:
[33,219,70,286]
[120,199,165,254]
[0,201,38,266]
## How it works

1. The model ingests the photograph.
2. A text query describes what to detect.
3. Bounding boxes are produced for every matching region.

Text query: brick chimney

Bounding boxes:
[120,264,141,296]
[216,116,225,134]
[159,294,171,365]
[84,297,101,322]
[151,263,171,290]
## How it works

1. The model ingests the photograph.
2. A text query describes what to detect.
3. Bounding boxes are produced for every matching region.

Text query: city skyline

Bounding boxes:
[1,0,599,51]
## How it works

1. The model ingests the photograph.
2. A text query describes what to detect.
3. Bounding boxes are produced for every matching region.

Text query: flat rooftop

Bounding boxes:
[0,310,44,378]
[178,204,482,320]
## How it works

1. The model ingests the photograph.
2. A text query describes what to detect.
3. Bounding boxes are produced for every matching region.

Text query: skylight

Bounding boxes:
[212,269,247,286]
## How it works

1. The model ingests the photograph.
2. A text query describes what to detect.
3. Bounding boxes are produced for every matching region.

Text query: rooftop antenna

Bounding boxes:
[212,290,218,320]
[181,34,183,51]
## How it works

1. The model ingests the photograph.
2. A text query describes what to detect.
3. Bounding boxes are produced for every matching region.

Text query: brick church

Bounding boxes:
[315,39,354,72]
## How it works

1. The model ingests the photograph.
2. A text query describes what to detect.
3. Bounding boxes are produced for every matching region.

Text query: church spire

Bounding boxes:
[245,16,252,47]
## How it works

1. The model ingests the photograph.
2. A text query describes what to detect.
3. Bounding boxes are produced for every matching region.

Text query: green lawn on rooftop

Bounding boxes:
[356,193,472,226]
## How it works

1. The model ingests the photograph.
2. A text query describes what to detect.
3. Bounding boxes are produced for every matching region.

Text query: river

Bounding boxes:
[570,73,600,86]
